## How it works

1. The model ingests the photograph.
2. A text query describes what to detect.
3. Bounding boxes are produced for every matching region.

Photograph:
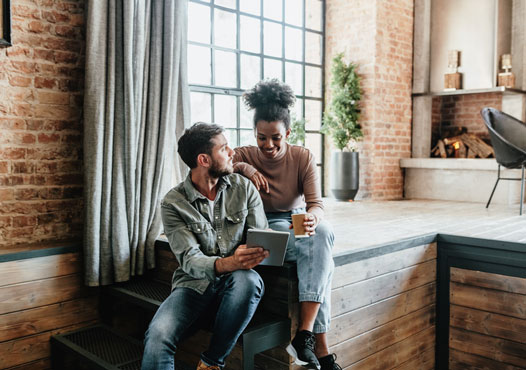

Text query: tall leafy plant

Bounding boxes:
[321,53,363,151]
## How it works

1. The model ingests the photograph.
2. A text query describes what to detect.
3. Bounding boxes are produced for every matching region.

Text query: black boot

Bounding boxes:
[318,354,342,370]
[286,330,320,369]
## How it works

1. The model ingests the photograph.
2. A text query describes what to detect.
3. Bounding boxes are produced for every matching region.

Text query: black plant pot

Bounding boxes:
[330,151,359,200]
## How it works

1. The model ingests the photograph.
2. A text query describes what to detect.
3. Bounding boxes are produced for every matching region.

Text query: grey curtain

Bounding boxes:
[83,0,189,286]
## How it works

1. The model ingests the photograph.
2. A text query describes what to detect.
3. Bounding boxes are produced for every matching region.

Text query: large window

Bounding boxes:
[187,0,325,182]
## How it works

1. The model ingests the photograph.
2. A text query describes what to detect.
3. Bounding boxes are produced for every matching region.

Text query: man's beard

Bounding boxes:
[208,160,233,178]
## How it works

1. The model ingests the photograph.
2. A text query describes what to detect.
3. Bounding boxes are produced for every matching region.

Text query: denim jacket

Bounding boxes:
[161,173,268,294]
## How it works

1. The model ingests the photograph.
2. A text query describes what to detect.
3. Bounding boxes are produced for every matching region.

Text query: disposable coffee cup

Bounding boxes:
[291,213,309,238]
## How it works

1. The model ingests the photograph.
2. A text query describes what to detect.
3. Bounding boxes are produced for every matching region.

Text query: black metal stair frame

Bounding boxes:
[51,278,291,370]
[51,325,143,370]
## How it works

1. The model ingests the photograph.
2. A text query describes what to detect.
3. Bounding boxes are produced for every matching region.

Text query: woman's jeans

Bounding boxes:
[266,210,335,333]
[141,269,264,370]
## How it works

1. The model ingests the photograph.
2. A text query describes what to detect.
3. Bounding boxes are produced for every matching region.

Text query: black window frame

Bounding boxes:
[187,0,325,192]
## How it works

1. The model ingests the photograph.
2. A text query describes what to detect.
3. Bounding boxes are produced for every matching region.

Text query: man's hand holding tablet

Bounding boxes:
[246,229,290,266]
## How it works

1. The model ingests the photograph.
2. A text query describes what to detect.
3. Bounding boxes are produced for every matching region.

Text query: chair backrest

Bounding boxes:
[480,107,526,168]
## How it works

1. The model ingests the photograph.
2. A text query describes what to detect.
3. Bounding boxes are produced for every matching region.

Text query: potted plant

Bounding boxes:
[321,53,363,200]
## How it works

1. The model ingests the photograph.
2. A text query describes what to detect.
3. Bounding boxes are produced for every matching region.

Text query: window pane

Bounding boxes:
[190,92,212,123]
[240,0,260,15]
[240,97,253,128]
[264,0,282,21]
[240,54,261,89]
[306,0,322,31]
[188,45,211,85]
[188,3,210,44]
[285,62,303,94]
[305,31,322,65]
[214,9,237,48]
[214,94,237,128]
[215,0,236,9]
[305,66,322,97]
[264,21,282,57]
[214,50,237,87]
[293,97,303,120]
[285,0,303,26]
[240,129,257,146]
[305,99,322,130]
[264,58,282,80]
[224,129,238,147]
[285,27,303,61]
[240,16,260,53]
[305,133,321,161]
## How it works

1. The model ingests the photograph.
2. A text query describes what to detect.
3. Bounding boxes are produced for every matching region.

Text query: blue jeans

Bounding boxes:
[266,210,335,333]
[141,269,264,370]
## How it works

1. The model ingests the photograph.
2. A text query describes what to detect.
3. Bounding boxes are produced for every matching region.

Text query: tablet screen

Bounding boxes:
[246,229,290,266]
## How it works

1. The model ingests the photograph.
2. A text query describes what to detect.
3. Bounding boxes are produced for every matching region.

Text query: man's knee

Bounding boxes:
[146,318,175,344]
[229,269,265,299]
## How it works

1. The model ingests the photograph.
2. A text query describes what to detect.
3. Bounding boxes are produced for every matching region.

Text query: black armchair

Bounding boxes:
[480,107,526,215]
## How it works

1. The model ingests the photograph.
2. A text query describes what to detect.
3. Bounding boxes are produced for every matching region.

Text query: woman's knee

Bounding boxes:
[314,220,335,246]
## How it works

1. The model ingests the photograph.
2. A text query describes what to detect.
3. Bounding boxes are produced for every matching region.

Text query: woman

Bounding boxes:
[233,79,339,370]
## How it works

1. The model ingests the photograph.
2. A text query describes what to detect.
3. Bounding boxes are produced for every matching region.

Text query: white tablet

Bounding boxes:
[247,229,290,266]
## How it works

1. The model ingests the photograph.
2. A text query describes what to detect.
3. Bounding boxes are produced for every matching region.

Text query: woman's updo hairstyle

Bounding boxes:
[243,79,295,130]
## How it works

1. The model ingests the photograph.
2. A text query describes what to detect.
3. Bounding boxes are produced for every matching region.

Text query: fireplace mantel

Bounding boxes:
[400,158,525,204]
[411,0,526,158]
[412,86,526,97]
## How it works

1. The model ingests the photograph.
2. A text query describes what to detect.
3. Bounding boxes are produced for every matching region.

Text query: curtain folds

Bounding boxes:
[83,0,189,286]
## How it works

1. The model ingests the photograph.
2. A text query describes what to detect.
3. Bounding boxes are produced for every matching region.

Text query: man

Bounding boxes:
[141,123,269,370]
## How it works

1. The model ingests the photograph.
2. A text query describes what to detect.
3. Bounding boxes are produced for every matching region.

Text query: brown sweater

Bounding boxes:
[233,143,324,221]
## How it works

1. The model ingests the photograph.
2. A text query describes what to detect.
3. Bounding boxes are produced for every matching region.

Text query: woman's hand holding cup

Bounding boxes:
[290,213,317,237]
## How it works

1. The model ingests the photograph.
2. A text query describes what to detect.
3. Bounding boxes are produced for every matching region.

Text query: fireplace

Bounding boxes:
[401,91,525,204]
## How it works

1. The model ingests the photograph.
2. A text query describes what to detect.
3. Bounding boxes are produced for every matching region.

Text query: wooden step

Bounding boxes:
[50,324,194,370]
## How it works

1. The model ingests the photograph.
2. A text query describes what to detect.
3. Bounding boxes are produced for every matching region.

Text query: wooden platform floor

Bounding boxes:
[324,199,526,255]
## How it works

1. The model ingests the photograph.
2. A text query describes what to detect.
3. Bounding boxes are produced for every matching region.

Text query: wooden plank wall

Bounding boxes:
[0,251,99,370]
[327,242,437,370]
[449,267,526,369]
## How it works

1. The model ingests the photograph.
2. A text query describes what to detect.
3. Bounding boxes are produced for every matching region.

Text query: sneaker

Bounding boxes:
[318,354,342,370]
[286,330,321,369]
[196,360,220,370]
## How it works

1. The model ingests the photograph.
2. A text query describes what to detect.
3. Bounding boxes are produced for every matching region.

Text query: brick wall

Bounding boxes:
[325,0,413,200]
[0,1,85,247]
[431,93,503,143]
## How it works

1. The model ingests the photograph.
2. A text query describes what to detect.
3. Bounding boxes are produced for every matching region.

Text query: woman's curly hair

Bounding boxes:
[243,79,295,129]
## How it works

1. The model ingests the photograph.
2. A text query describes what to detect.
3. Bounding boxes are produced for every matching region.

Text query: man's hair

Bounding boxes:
[177,122,225,169]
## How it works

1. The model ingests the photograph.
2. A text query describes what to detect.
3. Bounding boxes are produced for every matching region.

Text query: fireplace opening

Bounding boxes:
[431,126,494,159]
[430,94,500,159]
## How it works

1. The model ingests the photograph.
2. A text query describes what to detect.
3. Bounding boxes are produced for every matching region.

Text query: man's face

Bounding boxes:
[208,134,234,178]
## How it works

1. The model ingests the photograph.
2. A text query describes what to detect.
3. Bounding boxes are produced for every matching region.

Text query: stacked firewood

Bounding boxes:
[431,133,494,158]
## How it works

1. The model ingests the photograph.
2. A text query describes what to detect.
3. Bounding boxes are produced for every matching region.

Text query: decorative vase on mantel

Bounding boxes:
[330,151,359,200]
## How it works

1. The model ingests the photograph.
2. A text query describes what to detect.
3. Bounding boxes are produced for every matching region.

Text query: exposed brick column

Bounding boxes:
[325,0,413,200]
[0,1,85,247]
